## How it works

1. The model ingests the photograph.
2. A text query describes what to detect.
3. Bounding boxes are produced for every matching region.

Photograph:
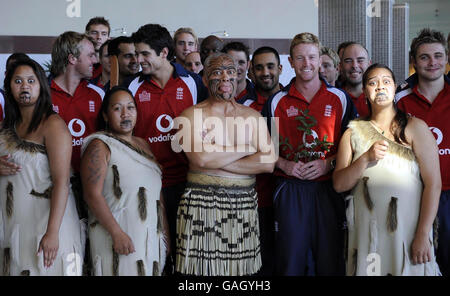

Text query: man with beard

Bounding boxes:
[237,46,282,275]
[263,32,356,276]
[106,36,139,88]
[221,42,254,101]
[108,36,139,87]
[341,42,371,117]
[395,28,450,276]
[128,24,207,274]
[173,52,276,275]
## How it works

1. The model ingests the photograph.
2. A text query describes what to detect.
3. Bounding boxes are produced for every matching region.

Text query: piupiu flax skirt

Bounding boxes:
[176,172,261,276]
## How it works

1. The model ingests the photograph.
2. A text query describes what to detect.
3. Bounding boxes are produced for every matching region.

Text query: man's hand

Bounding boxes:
[298,158,329,180]
[279,158,305,179]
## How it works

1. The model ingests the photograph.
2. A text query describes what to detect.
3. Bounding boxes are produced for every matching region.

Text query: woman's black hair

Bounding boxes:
[97,86,136,131]
[362,63,409,145]
[3,59,54,134]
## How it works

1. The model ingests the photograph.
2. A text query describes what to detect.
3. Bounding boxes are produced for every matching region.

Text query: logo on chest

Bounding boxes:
[324,105,332,117]
[139,91,151,102]
[89,100,96,112]
[176,87,184,100]
[286,106,299,117]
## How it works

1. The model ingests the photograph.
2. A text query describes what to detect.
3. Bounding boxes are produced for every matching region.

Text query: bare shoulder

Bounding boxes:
[43,114,70,137]
[179,102,206,118]
[405,116,429,135]
[404,116,433,145]
[84,138,110,157]
[236,104,262,119]
[339,128,353,144]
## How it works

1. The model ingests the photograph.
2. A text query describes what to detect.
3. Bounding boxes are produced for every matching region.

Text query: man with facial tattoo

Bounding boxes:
[173,53,276,276]
[128,24,207,274]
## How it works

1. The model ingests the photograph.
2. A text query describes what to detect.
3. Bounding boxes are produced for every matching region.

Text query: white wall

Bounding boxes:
[0,0,318,38]
[396,0,450,45]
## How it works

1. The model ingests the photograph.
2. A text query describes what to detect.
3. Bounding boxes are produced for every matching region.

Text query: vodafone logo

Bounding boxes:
[429,127,443,146]
[302,129,319,148]
[156,114,174,133]
[68,118,86,137]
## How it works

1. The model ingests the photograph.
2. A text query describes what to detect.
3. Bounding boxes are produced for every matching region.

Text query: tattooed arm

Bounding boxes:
[39,114,72,268]
[80,138,135,255]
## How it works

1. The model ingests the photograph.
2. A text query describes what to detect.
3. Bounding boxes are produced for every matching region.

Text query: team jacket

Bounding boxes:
[128,62,207,187]
[237,83,284,112]
[395,73,450,190]
[236,79,255,101]
[262,77,357,181]
[50,79,105,172]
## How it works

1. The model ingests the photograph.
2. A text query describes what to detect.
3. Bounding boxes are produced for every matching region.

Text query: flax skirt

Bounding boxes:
[175,172,261,276]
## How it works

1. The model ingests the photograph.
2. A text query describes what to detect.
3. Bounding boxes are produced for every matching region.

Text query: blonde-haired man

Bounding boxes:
[173,27,198,68]
[50,31,105,223]
[263,32,356,275]
[320,47,340,87]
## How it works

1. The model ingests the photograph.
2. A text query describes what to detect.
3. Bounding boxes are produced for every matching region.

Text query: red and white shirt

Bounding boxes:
[263,78,357,180]
[128,63,207,188]
[50,79,104,172]
[347,91,369,118]
[395,74,450,190]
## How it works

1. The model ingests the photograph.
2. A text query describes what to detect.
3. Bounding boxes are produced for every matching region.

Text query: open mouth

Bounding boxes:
[219,85,232,92]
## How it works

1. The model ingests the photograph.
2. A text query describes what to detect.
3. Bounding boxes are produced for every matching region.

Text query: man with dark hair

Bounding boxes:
[262,32,356,276]
[184,51,203,74]
[85,16,111,51]
[237,46,282,275]
[340,42,371,117]
[199,35,224,64]
[395,28,450,276]
[86,17,111,81]
[174,52,275,276]
[221,41,254,101]
[90,40,110,89]
[108,36,139,86]
[128,24,207,273]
